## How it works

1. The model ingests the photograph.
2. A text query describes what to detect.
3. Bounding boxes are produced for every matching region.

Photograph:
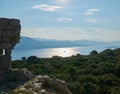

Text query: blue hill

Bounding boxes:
[15,36,120,50]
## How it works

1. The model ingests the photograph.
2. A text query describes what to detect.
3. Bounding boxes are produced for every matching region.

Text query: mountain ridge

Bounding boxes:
[15,36,120,50]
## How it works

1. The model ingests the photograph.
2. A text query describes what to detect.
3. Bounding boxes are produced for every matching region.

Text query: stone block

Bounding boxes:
[0,18,9,25]
[0,55,11,71]
[13,30,20,35]
[4,31,13,36]
[9,19,20,25]
[13,25,21,29]
[2,37,9,42]
[6,25,14,31]
[0,37,1,42]
[0,31,2,35]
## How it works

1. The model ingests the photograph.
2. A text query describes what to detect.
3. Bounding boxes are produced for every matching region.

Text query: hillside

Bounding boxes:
[15,36,120,50]
[11,48,120,94]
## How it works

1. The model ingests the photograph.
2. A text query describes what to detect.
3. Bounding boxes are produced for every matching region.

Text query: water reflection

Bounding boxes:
[12,47,80,60]
[12,46,108,60]
[46,48,79,57]
[29,47,79,58]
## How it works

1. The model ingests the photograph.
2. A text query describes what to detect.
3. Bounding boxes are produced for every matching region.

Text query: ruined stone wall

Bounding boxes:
[0,18,21,71]
[0,18,21,49]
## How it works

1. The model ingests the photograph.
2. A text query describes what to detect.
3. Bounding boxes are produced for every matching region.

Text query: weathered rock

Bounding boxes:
[0,18,21,46]
[0,18,21,71]
[12,68,34,81]
[0,68,34,83]
[49,78,72,94]
[49,78,66,90]
[39,89,47,94]
[0,75,72,94]
[38,75,50,83]
[37,75,72,94]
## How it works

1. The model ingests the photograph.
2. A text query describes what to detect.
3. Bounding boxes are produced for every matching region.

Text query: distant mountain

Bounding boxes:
[15,36,120,50]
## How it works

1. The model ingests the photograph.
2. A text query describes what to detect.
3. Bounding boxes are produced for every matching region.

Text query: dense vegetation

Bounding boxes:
[12,48,120,94]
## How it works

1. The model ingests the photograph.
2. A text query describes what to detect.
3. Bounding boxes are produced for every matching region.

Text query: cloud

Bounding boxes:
[55,0,71,5]
[85,9,100,15]
[58,18,73,22]
[86,18,97,23]
[22,27,120,41]
[32,4,63,12]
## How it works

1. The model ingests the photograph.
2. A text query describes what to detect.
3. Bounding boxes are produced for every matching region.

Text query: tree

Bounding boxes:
[90,50,98,55]
[65,67,78,81]
[27,56,37,63]
[81,82,98,94]
[21,57,27,61]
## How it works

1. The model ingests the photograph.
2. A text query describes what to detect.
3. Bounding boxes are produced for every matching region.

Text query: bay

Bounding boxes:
[12,46,108,60]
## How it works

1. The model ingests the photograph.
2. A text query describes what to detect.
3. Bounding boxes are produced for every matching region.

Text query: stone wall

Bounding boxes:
[0,18,21,49]
[0,18,21,71]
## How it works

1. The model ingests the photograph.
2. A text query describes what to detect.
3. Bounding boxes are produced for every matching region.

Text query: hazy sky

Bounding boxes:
[0,0,120,41]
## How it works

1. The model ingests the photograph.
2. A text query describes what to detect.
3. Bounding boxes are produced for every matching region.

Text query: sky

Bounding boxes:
[0,0,120,41]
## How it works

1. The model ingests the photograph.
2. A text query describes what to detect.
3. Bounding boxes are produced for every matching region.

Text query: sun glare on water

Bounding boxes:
[13,47,80,59]
[49,48,79,57]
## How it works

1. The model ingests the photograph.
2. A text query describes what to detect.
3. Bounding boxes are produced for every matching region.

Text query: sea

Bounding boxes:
[12,45,116,60]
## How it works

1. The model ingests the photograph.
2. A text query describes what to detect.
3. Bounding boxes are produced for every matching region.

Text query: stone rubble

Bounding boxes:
[2,75,72,94]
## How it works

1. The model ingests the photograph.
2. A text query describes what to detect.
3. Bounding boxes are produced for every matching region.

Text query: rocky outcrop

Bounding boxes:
[0,68,34,83]
[0,74,72,94]
[7,75,72,94]
[0,69,72,94]
[0,68,34,93]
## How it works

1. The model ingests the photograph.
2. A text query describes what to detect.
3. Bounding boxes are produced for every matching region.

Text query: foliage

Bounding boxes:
[11,48,120,94]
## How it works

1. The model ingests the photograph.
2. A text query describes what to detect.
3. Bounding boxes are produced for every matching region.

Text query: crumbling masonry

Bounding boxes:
[0,18,21,71]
